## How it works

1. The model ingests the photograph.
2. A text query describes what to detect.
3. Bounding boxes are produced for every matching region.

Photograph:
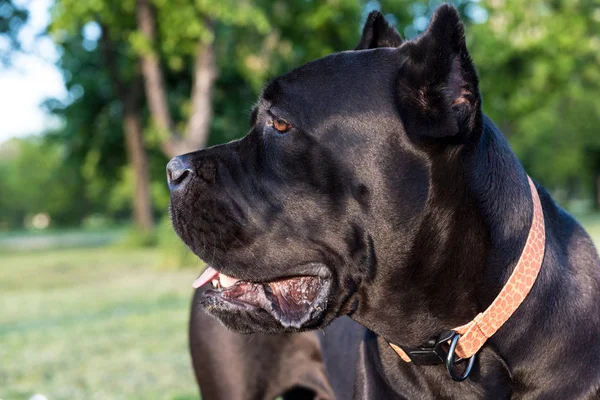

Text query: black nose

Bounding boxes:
[166,156,193,190]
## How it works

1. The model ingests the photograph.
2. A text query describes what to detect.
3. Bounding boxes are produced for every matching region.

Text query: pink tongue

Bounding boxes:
[193,267,219,289]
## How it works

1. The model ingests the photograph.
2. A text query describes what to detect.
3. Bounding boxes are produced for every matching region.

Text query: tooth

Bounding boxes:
[219,273,240,288]
[211,279,219,288]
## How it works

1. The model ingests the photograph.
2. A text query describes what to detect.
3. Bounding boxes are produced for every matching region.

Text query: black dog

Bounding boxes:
[169,5,600,399]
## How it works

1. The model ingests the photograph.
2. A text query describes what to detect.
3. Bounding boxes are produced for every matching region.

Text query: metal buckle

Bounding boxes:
[405,330,476,381]
[404,330,457,365]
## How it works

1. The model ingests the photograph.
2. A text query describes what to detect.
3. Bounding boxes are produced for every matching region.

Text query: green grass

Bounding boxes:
[0,246,202,400]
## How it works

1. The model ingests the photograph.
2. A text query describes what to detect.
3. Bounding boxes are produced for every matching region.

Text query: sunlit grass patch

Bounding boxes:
[0,247,200,400]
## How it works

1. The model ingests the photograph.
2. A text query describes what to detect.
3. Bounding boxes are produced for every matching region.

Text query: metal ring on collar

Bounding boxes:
[445,333,476,382]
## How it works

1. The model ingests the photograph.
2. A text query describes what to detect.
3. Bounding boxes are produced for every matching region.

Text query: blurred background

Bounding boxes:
[0,0,599,398]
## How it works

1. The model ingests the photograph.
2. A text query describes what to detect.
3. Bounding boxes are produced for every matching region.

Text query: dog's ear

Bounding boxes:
[396,4,481,140]
[355,11,403,50]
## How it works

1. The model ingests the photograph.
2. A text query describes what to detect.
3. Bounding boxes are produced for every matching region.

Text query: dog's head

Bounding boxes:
[168,5,482,335]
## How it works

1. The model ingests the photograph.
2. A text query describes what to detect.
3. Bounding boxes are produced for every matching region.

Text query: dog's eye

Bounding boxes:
[271,118,292,134]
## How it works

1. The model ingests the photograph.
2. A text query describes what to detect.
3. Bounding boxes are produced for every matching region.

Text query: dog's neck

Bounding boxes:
[464,116,534,309]
[354,114,534,350]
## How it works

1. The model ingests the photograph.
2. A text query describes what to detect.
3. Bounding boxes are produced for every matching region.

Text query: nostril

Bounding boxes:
[166,157,194,189]
[169,168,190,185]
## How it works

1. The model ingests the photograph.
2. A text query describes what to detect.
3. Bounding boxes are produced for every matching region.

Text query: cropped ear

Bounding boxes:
[355,11,403,50]
[396,4,481,140]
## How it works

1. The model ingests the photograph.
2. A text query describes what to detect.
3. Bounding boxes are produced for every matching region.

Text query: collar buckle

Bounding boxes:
[404,330,458,365]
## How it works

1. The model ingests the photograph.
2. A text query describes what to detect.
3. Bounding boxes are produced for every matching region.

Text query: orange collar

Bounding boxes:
[390,176,546,363]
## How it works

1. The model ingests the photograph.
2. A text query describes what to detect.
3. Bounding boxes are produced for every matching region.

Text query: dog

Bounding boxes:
[168,5,600,399]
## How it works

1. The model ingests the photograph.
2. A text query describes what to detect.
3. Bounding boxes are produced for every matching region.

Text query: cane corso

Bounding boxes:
[168,5,600,399]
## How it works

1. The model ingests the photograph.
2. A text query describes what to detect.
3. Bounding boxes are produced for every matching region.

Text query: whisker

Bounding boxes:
[211,233,217,265]
[219,230,228,252]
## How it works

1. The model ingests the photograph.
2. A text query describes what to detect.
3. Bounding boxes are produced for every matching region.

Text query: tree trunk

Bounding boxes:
[136,0,177,157]
[123,89,154,231]
[136,0,216,157]
[101,28,154,232]
[184,37,217,152]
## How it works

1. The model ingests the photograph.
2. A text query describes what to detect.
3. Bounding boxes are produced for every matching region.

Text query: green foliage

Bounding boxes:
[4,0,600,232]
[151,0,271,69]
[468,0,600,199]
[0,0,28,66]
[0,138,87,229]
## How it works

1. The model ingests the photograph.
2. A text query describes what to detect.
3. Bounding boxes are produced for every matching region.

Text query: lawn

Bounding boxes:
[0,245,202,400]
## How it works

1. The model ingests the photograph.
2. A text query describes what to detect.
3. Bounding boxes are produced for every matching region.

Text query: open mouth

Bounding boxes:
[194,266,331,329]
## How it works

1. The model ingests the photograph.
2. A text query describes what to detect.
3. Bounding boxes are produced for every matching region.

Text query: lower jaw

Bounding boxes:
[200,278,332,330]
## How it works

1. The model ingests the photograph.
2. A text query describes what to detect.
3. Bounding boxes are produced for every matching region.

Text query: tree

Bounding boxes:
[134,0,270,157]
[101,27,154,231]
[50,0,156,231]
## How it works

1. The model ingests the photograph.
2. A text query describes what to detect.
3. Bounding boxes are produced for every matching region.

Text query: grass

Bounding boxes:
[0,246,203,400]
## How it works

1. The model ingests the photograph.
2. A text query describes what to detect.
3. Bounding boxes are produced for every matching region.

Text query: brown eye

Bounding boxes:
[272,118,292,133]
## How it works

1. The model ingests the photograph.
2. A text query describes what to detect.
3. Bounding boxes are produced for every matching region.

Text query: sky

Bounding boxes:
[0,0,66,143]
